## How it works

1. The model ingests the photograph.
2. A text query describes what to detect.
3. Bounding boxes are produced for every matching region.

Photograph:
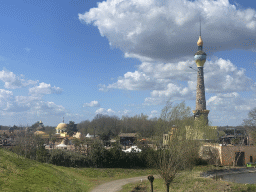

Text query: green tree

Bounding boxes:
[72,138,81,152]
[35,135,50,163]
[50,135,57,149]
[67,121,78,136]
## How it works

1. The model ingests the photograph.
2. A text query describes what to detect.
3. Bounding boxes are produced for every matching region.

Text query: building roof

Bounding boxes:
[34,131,47,135]
[34,131,49,138]
[119,133,137,137]
[56,123,68,130]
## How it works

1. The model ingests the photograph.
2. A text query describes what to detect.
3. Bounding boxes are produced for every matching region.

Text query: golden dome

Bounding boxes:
[56,123,68,130]
[197,36,203,46]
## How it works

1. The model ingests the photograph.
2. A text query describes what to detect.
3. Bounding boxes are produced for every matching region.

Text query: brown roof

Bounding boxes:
[119,133,137,137]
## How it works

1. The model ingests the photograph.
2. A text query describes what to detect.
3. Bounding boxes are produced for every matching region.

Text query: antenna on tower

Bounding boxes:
[63,117,64,123]
[199,16,201,37]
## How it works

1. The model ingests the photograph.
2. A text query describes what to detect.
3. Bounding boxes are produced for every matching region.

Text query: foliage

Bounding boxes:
[66,121,78,136]
[49,149,89,167]
[30,121,40,130]
[77,113,158,139]
[122,168,256,192]
[35,135,50,163]
[0,148,154,192]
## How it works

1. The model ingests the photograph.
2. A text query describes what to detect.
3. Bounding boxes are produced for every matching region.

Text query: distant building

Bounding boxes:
[163,126,177,146]
[34,131,49,139]
[73,132,82,139]
[119,133,137,146]
[55,122,68,137]
[200,143,256,166]
[85,133,98,138]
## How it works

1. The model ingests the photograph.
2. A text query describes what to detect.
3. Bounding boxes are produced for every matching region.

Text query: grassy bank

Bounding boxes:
[0,148,153,192]
[121,166,256,192]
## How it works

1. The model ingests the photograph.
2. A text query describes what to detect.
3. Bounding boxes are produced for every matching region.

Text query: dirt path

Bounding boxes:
[90,176,149,192]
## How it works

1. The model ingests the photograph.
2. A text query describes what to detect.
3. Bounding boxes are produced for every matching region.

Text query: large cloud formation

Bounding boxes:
[80,0,256,125]
[79,0,256,62]
[0,70,66,122]
[102,58,253,105]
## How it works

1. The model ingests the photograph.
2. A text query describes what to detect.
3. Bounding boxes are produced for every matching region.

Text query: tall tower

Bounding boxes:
[192,24,210,124]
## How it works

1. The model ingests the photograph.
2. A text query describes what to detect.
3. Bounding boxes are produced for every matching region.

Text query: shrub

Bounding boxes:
[49,150,89,167]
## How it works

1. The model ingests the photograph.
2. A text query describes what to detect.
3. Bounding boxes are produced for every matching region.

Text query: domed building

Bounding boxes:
[55,122,68,137]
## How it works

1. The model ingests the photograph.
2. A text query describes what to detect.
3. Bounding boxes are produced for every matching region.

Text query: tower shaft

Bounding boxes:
[196,67,206,110]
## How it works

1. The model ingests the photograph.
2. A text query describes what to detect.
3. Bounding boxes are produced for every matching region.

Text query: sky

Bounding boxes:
[0,0,256,127]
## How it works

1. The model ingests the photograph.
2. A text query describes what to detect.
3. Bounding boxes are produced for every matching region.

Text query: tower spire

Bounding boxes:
[199,16,201,37]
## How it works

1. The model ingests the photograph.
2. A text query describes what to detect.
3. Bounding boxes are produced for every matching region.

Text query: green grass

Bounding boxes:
[0,148,154,192]
[121,166,256,192]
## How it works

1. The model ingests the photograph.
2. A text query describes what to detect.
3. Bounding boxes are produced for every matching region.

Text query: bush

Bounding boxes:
[49,150,89,167]
[36,146,50,163]
[9,135,157,168]
[195,157,208,166]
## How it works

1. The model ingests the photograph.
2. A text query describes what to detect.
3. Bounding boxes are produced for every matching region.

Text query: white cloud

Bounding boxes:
[0,70,38,89]
[107,70,164,91]
[94,108,133,117]
[123,109,130,114]
[33,101,66,116]
[83,100,100,107]
[95,108,115,115]
[207,92,255,125]
[98,84,108,92]
[0,89,14,110]
[29,82,62,96]
[0,90,66,117]
[204,58,253,93]
[149,110,159,119]
[79,0,256,62]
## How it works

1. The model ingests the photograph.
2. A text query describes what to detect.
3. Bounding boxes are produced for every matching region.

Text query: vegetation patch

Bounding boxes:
[0,148,154,192]
[121,166,256,192]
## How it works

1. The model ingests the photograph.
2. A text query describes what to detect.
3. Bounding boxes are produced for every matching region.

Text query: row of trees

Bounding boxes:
[77,101,197,140]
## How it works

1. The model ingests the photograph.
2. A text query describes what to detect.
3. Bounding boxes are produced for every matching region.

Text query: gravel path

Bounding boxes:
[90,176,150,192]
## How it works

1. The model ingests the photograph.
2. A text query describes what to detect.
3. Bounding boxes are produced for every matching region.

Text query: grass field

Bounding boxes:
[0,148,154,192]
[121,166,256,192]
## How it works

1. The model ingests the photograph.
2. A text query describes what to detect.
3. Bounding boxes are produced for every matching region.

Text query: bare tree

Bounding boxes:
[156,137,199,192]
[155,101,200,192]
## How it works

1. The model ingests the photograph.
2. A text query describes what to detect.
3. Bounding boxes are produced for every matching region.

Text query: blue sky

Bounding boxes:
[0,0,256,127]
